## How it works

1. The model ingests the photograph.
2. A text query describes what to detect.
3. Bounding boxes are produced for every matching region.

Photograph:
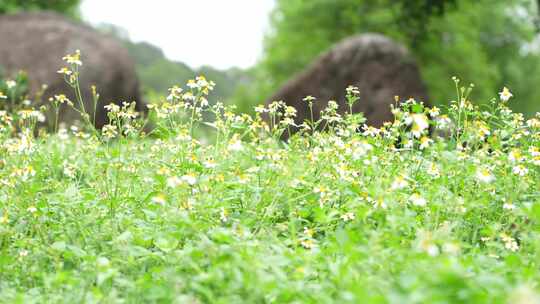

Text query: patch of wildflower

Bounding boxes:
[102,101,144,140]
[500,233,519,252]
[0,57,538,302]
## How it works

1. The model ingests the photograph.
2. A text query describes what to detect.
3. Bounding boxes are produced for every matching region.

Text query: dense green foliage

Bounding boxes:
[1,52,540,302]
[237,0,540,116]
[0,0,80,17]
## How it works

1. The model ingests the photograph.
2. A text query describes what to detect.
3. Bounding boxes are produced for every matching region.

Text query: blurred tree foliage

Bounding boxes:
[125,42,250,102]
[0,0,80,17]
[98,24,250,103]
[235,0,540,116]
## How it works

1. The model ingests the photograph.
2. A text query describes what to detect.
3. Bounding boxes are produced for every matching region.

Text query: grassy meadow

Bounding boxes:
[0,53,539,303]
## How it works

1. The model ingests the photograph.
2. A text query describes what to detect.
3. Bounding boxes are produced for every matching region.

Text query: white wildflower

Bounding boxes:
[166,176,183,187]
[5,80,16,89]
[476,168,495,183]
[151,194,166,205]
[503,202,516,210]
[410,193,427,207]
[410,113,430,138]
[512,165,528,176]
[227,135,243,152]
[499,87,513,102]
[181,173,197,186]
[391,175,409,190]
[340,212,355,222]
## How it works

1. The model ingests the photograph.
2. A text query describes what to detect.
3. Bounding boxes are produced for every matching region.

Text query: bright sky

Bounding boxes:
[81,0,275,69]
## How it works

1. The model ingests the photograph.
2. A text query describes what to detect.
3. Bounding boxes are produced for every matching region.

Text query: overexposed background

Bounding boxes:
[82,0,275,69]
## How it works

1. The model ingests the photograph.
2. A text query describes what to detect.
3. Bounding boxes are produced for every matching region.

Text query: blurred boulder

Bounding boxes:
[267,33,429,130]
[0,12,144,128]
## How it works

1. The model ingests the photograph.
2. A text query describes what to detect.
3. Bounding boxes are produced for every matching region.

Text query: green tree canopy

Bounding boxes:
[240,0,540,116]
[0,0,80,17]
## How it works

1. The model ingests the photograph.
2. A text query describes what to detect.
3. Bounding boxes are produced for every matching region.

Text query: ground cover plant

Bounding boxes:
[0,52,539,303]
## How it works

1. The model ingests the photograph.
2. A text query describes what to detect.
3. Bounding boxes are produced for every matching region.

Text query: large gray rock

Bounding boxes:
[268,33,429,130]
[0,12,144,128]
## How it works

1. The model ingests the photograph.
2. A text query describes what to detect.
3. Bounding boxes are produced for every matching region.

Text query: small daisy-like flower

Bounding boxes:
[500,233,519,252]
[410,113,430,138]
[503,202,516,210]
[186,79,198,89]
[429,106,440,118]
[371,198,388,209]
[204,159,217,169]
[102,124,118,139]
[313,185,327,194]
[167,85,183,101]
[512,165,528,176]
[529,147,540,157]
[54,94,72,105]
[420,239,439,257]
[526,118,540,128]
[219,207,228,222]
[401,138,414,149]
[435,115,452,129]
[62,50,82,66]
[0,91,6,99]
[182,92,197,102]
[410,193,427,207]
[476,168,495,183]
[289,179,303,188]
[314,186,329,205]
[419,136,433,150]
[426,162,441,178]
[391,175,409,190]
[151,194,166,205]
[19,250,29,258]
[27,206,37,213]
[166,176,182,187]
[104,103,120,113]
[340,212,355,222]
[181,173,197,186]
[5,80,16,89]
[362,125,380,137]
[196,75,211,89]
[18,110,45,122]
[475,121,491,139]
[63,162,77,179]
[96,257,110,268]
[303,95,316,103]
[199,97,209,107]
[156,167,171,176]
[300,239,315,249]
[227,135,243,152]
[57,67,73,75]
[499,87,513,102]
[254,104,267,113]
[303,227,314,237]
[508,149,523,163]
[351,140,373,160]
[345,85,360,96]
[284,106,297,117]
